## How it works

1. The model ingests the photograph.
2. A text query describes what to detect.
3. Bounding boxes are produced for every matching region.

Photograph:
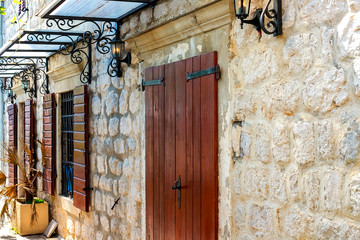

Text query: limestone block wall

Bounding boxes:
[229,0,360,239]
[2,0,360,239]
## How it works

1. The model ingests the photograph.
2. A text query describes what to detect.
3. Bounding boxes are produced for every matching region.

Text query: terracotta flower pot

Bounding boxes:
[14,200,48,236]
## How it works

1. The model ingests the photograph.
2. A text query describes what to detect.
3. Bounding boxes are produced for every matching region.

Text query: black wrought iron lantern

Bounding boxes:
[233,0,282,37]
[19,66,37,98]
[108,30,131,78]
[7,89,16,104]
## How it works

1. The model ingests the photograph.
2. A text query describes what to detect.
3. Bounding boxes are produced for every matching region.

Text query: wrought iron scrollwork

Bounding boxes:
[259,0,281,35]
[46,18,116,54]
[107,52,131,78]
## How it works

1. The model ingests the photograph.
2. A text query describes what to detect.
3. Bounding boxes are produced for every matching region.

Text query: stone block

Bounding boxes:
[302,170,320,210]
[340,130,360,164]
[240,131,251,158]
[323,169,342,212]
[114,138,126,155]
[255,124,270,164]
[293,120,314,165]
[154,2,169,19]
[317,218,360,240]
[303,67,348,113]
[105,91,119,116]
[287,166,300,201]
[119,90,129,115]
[109,117,119,137]
[318,120,335,161]
[97,155,107,174]
[338,12,360,58]
[346,173,360,217]
[248,204,274,237]
[100,214,110,232]
[129,90,141,114]
[243,166,269,200]
[120,115,133,136]
[272,122,290,165]
[283,33,317,74]
[92,95,102,115]
[298,0,347,25]
[271,168,288,204]
[109,157,119,175]
[140,7,153,24]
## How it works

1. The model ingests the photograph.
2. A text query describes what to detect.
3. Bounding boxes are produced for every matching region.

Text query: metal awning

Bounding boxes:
[0,30,91,84]
[38,0,156,22]
[0,30,84,58]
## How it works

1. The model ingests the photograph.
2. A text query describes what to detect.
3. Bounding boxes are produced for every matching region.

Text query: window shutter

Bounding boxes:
[43,94,56,195]
[73,85,90,212]
[24,99,34,170]
[7,104,17,186]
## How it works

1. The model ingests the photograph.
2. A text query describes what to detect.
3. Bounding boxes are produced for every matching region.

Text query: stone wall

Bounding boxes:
[2,0,360,239]
[229,0,360,239]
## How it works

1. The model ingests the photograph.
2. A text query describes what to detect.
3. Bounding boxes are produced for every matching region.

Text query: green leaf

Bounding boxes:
[13,0,21,5]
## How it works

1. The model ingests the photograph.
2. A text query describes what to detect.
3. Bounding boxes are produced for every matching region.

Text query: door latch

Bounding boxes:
[171,175,181,210]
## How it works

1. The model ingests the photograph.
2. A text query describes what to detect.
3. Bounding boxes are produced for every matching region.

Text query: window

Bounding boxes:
[61,91,74,198]
[18,0,27,17]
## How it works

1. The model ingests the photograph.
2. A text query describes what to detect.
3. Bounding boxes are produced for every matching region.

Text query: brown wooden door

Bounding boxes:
[145,52,218,240]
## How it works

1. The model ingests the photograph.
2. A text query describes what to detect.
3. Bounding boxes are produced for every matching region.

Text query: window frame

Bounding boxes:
[60,91,74,198]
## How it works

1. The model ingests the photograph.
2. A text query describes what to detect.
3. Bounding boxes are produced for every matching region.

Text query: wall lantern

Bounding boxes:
[108,27,131,78]
[7,89,16,104]
[234,0,282,37]
[19,66,37,98]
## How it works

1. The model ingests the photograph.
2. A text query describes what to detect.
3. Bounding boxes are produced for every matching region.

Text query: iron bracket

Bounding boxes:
[141,77,164,91]
[186,65,221,81]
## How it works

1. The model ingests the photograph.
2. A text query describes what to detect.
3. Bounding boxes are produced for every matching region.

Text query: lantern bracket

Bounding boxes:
[235,0,282,36]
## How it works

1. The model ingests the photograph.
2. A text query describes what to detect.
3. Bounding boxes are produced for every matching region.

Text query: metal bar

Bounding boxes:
[22,30,83,36]
[141,78,164,91]
[6,49,58,52]
[14,41,73,45]
[186,66,221,81]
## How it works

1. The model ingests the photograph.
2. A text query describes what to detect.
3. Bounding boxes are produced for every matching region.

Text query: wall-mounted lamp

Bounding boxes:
[19,66,37,98]
[108,23,131,78]
[234,0,282,37]
[7,89,16,104]
[1,78,12,93]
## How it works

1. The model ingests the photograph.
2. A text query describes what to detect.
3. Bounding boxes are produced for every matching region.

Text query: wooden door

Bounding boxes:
[145,52,218,240]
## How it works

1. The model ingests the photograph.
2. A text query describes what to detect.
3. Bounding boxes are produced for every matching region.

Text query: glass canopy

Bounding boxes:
[0,30,84,59]
[38,0,156,22]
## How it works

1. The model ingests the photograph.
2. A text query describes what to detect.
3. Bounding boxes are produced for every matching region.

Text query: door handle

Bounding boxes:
[171,175,181,210]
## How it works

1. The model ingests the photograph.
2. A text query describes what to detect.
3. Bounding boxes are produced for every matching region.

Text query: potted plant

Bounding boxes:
[0,141,49,236]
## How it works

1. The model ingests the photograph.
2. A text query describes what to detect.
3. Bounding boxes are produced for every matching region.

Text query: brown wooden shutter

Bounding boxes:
[145,51,219,239]
[73,85,90,212]
[43,94,56,195]
[7,104,17,186]
[24,99,34,170]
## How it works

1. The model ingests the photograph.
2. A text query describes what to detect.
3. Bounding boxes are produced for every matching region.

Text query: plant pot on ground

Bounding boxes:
[0,141,49,236]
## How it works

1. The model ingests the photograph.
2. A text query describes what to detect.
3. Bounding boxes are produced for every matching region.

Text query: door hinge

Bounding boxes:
[141,78,165,91]
[186,65,221,81]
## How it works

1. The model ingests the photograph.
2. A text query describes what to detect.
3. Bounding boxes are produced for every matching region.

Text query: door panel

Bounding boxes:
[146,52,218,240]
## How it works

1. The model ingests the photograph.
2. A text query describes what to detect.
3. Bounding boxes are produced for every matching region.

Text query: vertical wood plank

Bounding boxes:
[43,93,56,195]
[72,85,90,212]
[175,60,186,240]
[164,63,176,240]
[192,56,202,240]
[185,56,194,240]
[153,66,160,240]
[200,52,218,240]
[7,104,17,186]
[145,67,154,240]
[158,64,165,240]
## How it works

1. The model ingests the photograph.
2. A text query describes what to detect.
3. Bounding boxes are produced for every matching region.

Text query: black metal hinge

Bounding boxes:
[186,65,221,81]
[141,77,164,91]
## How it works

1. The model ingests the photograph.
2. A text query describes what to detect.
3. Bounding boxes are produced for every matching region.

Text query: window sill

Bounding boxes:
[58,195,81,216]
